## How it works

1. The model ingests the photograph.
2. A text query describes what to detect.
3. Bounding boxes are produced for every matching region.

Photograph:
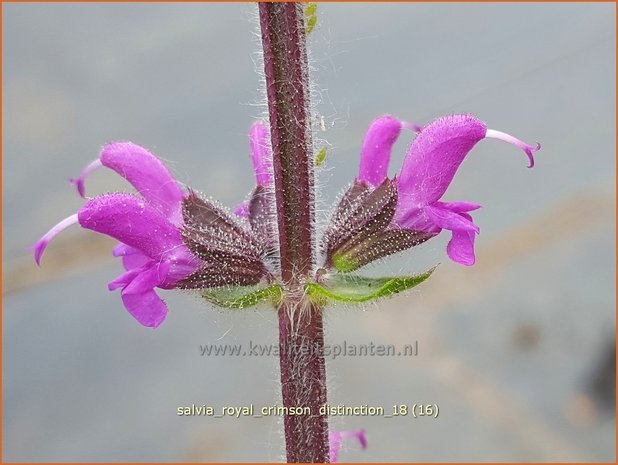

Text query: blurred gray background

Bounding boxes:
[3,2,615,462]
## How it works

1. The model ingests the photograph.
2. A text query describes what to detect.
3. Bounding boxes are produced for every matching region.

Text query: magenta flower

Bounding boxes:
[329,429,367,462]
[322,114,540,271]
[34,142,268,328]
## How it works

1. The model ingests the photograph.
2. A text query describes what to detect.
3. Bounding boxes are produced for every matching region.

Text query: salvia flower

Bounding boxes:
[34,141,271,328]
[322,114,540,272]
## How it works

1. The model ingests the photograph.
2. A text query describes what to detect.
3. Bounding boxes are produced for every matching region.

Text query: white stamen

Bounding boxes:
[485,129,540,168]
[33,213,79,265]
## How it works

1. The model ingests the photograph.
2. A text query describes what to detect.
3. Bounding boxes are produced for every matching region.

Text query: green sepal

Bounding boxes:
[201,284,283,309]
[305,268,435,303]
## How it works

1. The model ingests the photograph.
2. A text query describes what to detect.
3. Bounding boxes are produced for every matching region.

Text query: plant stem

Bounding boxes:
[259,2,329,462]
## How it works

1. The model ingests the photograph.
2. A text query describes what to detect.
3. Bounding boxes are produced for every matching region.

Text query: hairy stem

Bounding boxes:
[259,2,329,462]
[259,2,313,279]
[277,297,329,463]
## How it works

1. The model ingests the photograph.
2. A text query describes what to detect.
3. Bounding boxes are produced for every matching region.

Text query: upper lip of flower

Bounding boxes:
[71,141,186,224]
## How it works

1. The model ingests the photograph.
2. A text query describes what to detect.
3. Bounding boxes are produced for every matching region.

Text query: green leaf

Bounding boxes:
[201,284,283,309]
[305,268,436,303]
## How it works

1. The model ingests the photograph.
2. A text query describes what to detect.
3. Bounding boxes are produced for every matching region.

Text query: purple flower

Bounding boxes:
[34,142,200,328]
[35,139,272,327]
[356,114,540,266]
[329,429,367,462]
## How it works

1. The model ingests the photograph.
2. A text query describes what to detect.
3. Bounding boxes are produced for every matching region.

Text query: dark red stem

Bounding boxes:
[259,2,329,462]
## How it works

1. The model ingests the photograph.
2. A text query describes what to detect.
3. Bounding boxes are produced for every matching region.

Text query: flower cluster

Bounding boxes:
[34,114,538,328]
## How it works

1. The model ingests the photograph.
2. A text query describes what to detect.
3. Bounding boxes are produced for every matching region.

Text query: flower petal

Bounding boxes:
[77,193,183,259]
[394,206,439,233]
[120,252,150,272]
[119,262,170,328]
[358,115,402,187]
[32,213,79,265]
[396,114,487,212]
[160,249,207,289]
[100,142,184,223]
[69,159,102,198]
[447,228,476,266]
[112,243,151,270]
[108,265,144,291]
[249,121,273,186]
[424,204,480,233]
[438,200,481,213]
[112,243,134,257]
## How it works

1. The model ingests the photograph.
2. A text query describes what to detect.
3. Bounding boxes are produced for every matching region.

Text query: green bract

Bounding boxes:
[305,267,435,303]
[202,284,283,309]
